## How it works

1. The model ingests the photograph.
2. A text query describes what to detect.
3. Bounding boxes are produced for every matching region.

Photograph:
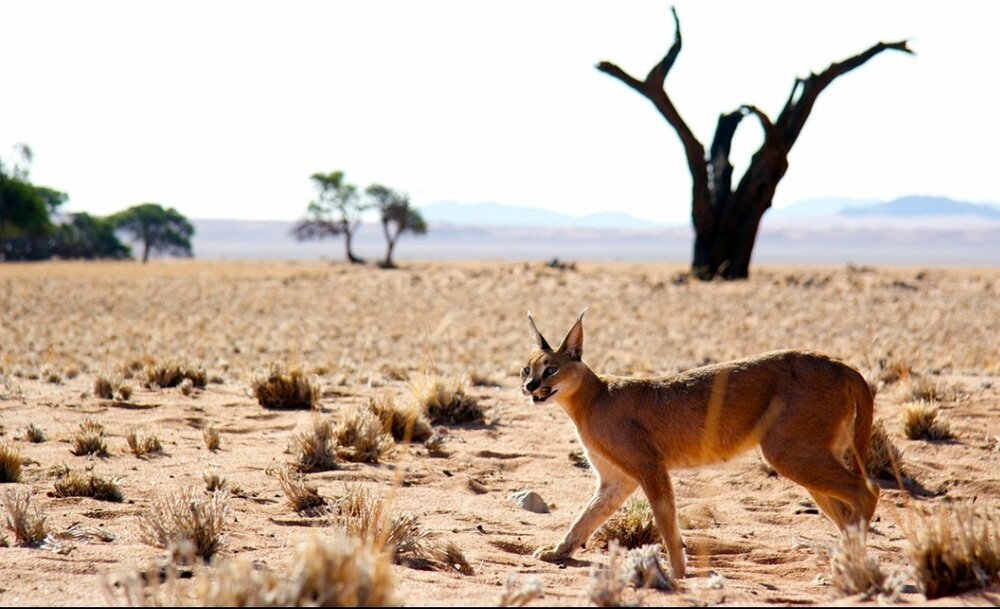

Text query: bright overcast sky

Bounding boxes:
[2,0,997,224]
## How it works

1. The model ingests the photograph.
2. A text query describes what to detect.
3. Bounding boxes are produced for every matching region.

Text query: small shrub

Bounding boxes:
[203,425,221,451]
[865,419,905,480]
[93,374,132,401]
[274,468,326,512]
[412,376,483,425]
[289,418,338,473]
[368,395,432,442]
[902,374,961,403]
[589,541,627,607]
[594,497,658,550]
[71,418,108,457]
[138,488,230,563]
[53,469,124,502]
[830,525,887,597]
[0,443,22,483]
[498,573,544,607]
[3,489,48,546]
[24,424,46,443]
[908,503,1000,599]
[903,402,954,441]
[334,405,395,463]
[144,361,207,389]
[203,470,226,492]
[125,428,163,457]
[253,365,317,410]
[622,543,675,591]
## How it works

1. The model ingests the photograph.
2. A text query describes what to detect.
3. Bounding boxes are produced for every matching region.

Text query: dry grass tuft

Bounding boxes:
[621,544,675,591]
[865,419,905,480]
[903,401,955,441]
[0,443,23,483]
[368,394,433,442]
[3,489,48,546]
[138,488,230,563]
[125,428,164,457]
[202,425,221,451]
[876,356,912,385]
[274,468,326,512]
[52,469,124,502]
[468,369,501,388]
[334,404,395,463]
[594,497,659,550]
[412,376,484,425]
[93,373,133,401]
[908,502,1000,600]
[830,525,887,598]
[252,364,317,410]
[71,418,109,457]
[498,573,544,607]
[289,418,339,473]
[144,361,207,389]
[203,470,226,493]
[24,423,46,443]
[904,374,960,403]
[589,541,627,607]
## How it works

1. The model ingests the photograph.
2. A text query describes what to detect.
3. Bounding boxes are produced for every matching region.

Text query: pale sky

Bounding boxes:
[2,1,997,224]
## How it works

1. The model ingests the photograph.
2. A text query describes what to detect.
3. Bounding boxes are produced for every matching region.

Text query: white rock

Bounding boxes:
[510,490,549,514]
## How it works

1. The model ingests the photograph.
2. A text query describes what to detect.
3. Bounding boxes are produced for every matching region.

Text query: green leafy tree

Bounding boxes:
[111,203,194,263]
[366,184,427,268]
[53,213,131,259]
[0,144,68,260]
[293,171,369,264]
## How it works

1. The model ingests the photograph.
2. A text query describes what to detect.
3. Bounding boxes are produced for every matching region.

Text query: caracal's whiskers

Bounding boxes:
[521,310,878,577]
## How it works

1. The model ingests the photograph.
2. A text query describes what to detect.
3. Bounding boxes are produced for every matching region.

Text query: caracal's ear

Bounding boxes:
[557,307,588,361]
[527,311,552,351]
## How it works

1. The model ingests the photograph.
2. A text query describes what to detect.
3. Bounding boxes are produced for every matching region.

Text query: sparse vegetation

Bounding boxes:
[498,573,544,607]
[334,404,395,463]
[622,543,675,591]
[903,401,955,441]
[289,418,338,473]
[908,503,1000,599]
[589,541,627,607]
[125,428,163,456]
[274,467,326,512]
[253,364,317,410]
[23,423,46,443]
[202,425,221,451]
[94,373,133,401]
[595,497,658,550]
[3,489,48,546]
[412,376,483,425]
[71,418,109,457]
[52,469,124,502]
[0,443,22,483]
[138,488,230,563]
[865,419,905,480]
[144,361,207,389]
[203,470,226,492]
[830,525,888,598]
[368,394,433,442]
[903,374,961,403]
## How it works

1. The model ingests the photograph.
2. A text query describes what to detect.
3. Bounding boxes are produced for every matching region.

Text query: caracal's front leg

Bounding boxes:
[536,456,638,562]
[641,469,686,578]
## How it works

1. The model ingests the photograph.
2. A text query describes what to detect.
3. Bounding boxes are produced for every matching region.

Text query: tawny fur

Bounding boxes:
[522,311,878,578]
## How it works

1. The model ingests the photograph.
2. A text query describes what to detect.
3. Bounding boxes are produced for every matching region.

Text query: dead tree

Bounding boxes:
[597,8,912,279]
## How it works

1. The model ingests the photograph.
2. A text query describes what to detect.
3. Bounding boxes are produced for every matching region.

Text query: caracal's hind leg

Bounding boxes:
[536,455,638,562]
[806,490,852,530]
[639,469,686,578]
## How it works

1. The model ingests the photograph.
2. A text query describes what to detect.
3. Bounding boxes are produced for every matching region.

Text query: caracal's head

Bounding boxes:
[521,309,589,405]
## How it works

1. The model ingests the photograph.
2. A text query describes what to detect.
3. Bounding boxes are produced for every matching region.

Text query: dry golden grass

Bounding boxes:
[203,470,226,493]
[621,543,675,591]
[23,423,46,443]
[252,364,317,410]
[903,401,955,441]
[274,467,326,512]
[498,573,544,607]
[71,418,109,457]
[144,361,207,390]
[412,376,483,425]
[334,404,395,463]
[908,502,1000,600]
[902,374,961,403]
[52,469,124,502]
[0,443,22,483]
[138,488,230,563]
[594,497,659,550]
[589,541,627,607]
[830,525,887,598]
[368,394,433,442]
[2,489,48,546]
[289,418,339,473]
[125,428,163,457]
[93,373,132,401]
[202,425,221,451]
[866,419,905,480]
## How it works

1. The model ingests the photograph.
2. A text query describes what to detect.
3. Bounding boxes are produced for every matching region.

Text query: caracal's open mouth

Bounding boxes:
[532,389,557,404]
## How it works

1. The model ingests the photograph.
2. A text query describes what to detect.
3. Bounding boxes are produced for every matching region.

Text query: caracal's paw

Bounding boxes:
[534,544,573,563]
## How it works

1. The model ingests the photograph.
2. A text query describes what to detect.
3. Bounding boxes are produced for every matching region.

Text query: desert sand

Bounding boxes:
[0,260,997,606]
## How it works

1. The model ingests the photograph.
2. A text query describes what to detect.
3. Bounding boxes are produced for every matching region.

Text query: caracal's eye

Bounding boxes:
[543,366,558,378]
[521,367,530,378]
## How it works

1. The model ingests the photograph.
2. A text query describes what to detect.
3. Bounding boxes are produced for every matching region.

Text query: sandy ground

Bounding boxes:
[0,260,998,606]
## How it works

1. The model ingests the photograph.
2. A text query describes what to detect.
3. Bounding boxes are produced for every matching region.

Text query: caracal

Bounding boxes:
[521,310,878,577]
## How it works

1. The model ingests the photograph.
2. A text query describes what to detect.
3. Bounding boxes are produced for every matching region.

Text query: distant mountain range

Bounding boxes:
[773,195,1000,218]
[418,201,658,229]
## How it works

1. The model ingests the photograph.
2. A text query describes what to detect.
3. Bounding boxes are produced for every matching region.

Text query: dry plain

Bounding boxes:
[0,260,998,606]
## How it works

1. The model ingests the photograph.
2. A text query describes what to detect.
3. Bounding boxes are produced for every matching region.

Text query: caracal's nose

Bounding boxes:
[525,379,540,392]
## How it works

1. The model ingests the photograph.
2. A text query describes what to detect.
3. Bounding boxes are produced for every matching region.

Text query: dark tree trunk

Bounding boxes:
[142,241,150,263]
[380,220,400,268]
[343,220,364,264]
[597,7,912,280]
